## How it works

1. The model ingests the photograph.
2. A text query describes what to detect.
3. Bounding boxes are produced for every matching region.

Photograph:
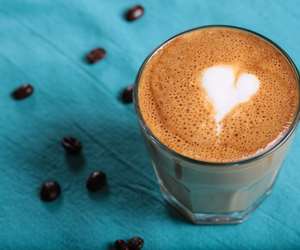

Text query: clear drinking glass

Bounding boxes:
[134,25,300,224]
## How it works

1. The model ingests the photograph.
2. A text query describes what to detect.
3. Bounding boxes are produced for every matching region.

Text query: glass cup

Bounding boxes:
[133,25,300,224]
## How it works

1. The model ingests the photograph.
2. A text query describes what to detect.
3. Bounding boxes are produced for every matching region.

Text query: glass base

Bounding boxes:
[160,182,272,225]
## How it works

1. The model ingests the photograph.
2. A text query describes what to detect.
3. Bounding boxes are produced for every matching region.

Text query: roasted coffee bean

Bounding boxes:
[114,239,129,250]
[128,236,144,250]
[11,84,34,100]
[86,171,106,192]
[62,137,82,154]
[125,5,144,21]
[86,48,106,64]
[40,181,61,202]
[121,85,133,103]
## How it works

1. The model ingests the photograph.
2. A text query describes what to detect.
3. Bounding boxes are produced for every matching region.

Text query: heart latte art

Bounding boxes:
[202,65,260,133]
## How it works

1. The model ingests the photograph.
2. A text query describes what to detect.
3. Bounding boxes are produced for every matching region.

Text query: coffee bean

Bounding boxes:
[125,5,144,21]
[40,181,61,202]
[114,239,129,250]
[11,84,34,100]
[128,237,144,250]
[86,48,106,64]
[62,137,82,154]
[121,85,133,103]
[86,171,106,192]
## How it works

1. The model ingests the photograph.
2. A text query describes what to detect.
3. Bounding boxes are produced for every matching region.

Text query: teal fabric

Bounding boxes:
[0,0,300,249]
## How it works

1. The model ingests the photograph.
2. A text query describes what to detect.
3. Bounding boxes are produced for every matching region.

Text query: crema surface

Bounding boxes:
[138,27,299,163]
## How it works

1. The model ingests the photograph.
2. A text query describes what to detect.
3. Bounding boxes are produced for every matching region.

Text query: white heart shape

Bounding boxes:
[202,65,260,133]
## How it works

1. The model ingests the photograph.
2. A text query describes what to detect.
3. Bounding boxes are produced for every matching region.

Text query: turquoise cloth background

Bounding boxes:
[0,0,300,249]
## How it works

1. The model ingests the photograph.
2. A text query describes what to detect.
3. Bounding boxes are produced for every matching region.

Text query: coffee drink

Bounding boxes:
[135,26,299,224]
[138,27,299,163]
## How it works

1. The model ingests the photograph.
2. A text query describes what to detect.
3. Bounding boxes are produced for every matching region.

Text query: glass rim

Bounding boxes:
[133,24,300,167]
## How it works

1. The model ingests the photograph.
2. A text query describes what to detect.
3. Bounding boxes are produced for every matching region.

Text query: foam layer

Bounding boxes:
[138,27,299,163]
